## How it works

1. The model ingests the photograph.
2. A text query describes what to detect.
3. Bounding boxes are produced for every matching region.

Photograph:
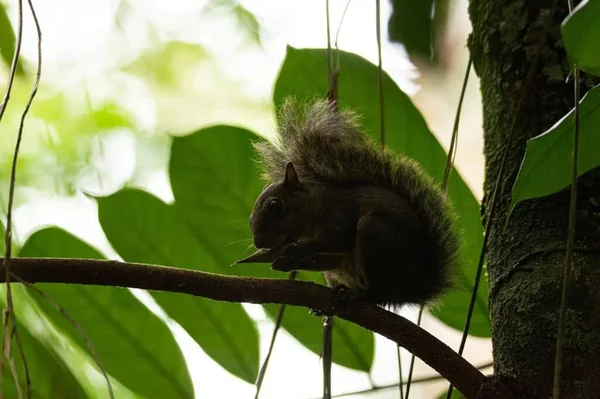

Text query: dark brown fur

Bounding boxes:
[248,99,461,307]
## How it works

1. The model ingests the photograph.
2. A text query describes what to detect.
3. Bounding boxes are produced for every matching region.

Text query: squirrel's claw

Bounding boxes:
[309,308,324,317]
[331,284,351,315]
[331,284,367,315]
[308,285,356,318]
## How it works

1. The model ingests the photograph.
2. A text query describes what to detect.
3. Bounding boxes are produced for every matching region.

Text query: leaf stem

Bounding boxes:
[552,20,580,396]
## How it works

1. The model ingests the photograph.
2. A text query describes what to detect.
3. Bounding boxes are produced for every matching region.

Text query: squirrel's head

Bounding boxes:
[249,162,316,249]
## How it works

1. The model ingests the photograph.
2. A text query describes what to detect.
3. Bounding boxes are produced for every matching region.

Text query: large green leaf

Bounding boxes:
[19,227,194,398]
[169,126,375,371]
[97,188,259,383]
[509,84,600,216]
[273,47,490,337]
[169,126,264,270]
[387,0,448,63]
[562,0,600,76]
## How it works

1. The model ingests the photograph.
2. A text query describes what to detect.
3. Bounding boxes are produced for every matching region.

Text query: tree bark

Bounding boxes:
[468,0,600,397]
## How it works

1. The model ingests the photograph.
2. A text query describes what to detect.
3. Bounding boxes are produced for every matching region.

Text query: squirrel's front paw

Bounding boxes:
[272,254,318,272]
[271,256,295,272]
[271,243,317,272]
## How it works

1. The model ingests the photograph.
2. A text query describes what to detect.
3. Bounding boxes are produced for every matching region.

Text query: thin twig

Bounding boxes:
[0,1,24,120]
[442,57,472,189]
[404,308,423,398]
[317,360,494,399]
[2,312,22,399]
[326,0,332,84]
[407,43,472,399]
[323,4,337,397]
[334,0,352,48]
[1,0,26,394]
[6,354,23,399]
[3,0,43,394]
[10,274,115,399]
[373,6,407,397]
[11,320,31,398]
[375,0,385,146]
[322,316,333,399]
[396,345,404,398]
[253,271,297,398]
[3,257,493,399]
[373,4,404,397]
[553,0,579,395]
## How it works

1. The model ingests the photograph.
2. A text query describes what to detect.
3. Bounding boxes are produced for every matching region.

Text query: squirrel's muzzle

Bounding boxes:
[253,235,267,249]
[253,233,289,250]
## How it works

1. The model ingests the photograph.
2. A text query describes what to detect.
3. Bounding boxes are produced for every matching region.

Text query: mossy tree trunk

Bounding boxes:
[468,0,600,397]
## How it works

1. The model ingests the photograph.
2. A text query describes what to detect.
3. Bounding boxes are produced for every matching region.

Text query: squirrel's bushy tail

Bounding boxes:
[254,98,461,296]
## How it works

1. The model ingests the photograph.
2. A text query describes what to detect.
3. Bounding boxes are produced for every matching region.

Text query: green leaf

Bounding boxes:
[19,227,194,398]
[123,41,208,88]
[207,0,261,46]
[169,125,375,371]
[387,0,448,62]
[89,101,134,130]
[510,84,600,216]
[438,388,467,399]
[0,220,5,257]
[233,4,262,45]
[273,46,490,337]
[0,3,15,68]
[562,0,600,76]
[33,94,134,136]
[169,126,265,270]
[0,320,88,399]
[388,0,432,57]
[97,188,259,383]
[0,3,23,74]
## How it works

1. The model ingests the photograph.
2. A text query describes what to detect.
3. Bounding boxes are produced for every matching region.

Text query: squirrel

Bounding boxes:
[244,98,461,308]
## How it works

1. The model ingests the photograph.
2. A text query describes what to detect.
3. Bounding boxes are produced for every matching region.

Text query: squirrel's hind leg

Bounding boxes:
[355,213,429,306]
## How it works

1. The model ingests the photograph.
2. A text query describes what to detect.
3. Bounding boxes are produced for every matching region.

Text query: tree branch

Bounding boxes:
[3,257,489,399]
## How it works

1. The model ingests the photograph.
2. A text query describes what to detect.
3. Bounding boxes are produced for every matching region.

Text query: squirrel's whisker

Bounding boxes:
[222,238,253,249]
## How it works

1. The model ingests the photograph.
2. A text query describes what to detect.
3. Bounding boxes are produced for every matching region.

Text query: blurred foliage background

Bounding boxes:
[0,1,498,398]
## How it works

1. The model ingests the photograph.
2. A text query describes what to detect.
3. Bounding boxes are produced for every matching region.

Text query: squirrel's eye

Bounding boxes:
[267,198,284,215]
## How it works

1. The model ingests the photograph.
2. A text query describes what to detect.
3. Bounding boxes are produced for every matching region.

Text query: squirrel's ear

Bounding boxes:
[284,162,300,189]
